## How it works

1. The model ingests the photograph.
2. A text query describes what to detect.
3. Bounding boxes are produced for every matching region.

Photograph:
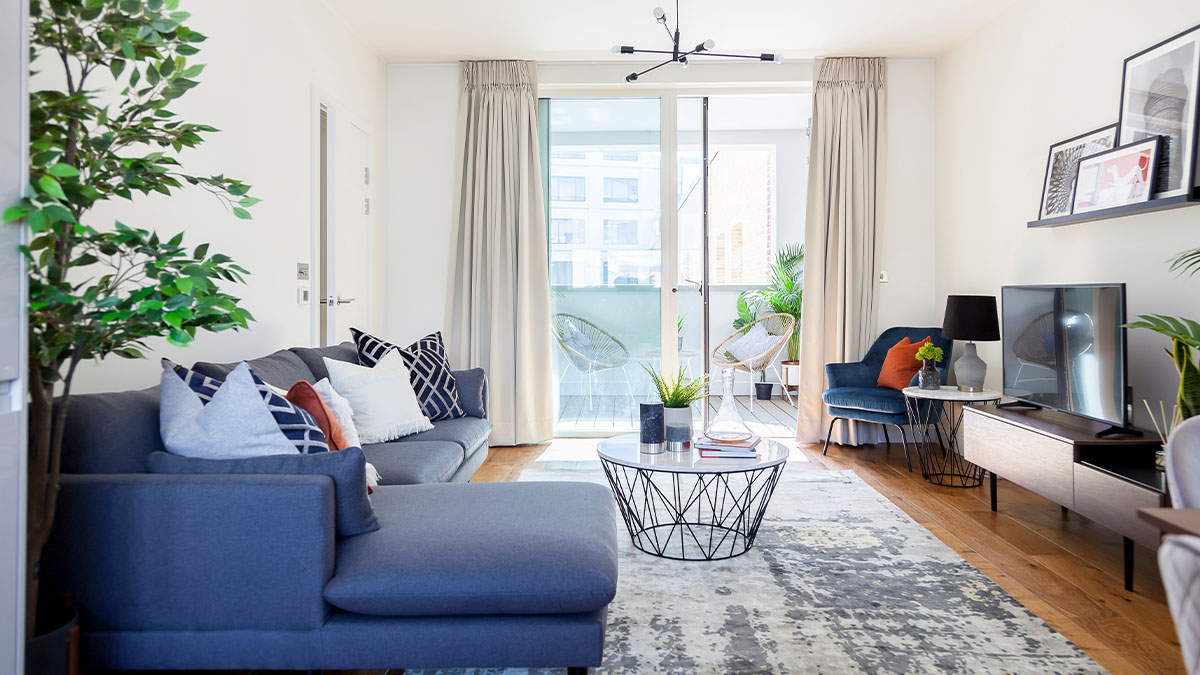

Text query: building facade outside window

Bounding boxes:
[602,177,638,203]
[550,175,586,202]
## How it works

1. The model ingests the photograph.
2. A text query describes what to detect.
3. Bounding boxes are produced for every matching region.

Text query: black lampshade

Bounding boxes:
[942,295,1000,341]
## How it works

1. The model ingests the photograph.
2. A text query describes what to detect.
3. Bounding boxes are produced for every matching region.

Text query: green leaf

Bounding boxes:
[37,175,66,200]
[232,207,251,220]
[174,277,193,293]
[110,58,126,78]
[46,163,80,178]
[2,206,26,223]
[120,39,135,60]
[192,243,209,259]
[238,196,261,208]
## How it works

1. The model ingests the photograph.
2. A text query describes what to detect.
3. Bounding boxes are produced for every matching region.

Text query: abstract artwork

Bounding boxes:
[1072,136,1161,214]
[1039,124,1117,219]
[1119,23,1200,198]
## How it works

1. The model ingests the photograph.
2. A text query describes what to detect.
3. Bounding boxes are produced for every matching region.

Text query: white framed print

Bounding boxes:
[1072,136,1162,214]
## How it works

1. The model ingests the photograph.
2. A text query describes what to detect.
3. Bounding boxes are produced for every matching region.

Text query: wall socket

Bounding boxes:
[878,270,889,283]
[296,262,310,281]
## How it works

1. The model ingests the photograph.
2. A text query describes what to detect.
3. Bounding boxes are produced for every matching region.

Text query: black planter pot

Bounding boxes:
[754,382,773,400]
[25,601,78,675]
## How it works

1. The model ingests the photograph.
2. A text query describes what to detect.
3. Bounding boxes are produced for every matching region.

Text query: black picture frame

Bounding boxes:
[1071,135,1162,214]
[1038,124,1118,219]
[1117,22,1200,199]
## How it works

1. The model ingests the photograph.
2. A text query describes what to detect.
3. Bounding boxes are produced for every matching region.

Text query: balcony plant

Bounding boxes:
[735,244,804,392]
[5,0,257,651]
[643,364,710,447]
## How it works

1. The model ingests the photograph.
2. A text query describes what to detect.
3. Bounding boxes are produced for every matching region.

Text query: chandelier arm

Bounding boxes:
[633,59,677,79]
[700,52,768,60]
[623,48,680,56]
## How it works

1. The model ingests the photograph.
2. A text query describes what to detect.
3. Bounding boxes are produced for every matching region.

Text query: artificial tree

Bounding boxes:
[735,243,804,360]
[4,0,257,636]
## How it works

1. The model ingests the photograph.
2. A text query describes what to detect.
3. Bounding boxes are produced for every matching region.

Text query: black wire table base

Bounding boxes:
[599,458,786,561]
[904,395,999,488]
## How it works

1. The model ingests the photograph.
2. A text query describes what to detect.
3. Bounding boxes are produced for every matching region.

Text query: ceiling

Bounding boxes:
[324,0,1018,64]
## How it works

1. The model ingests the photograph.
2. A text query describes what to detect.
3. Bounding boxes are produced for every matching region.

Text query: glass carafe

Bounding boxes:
[704,368,753,441]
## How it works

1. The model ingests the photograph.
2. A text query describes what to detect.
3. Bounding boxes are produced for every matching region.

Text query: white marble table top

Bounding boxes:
[597,433,789,473]
[902,385,1003,402]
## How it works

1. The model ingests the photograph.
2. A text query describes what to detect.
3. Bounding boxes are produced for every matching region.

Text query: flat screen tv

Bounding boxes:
[1000,284,1129,431]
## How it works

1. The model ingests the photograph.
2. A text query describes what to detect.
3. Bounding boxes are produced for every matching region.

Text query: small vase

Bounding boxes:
[639,402,664,453]
[663,406,693,452]
[918,359,941,390]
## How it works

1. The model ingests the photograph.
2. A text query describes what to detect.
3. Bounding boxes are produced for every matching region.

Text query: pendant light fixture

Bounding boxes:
[612,0,783,82]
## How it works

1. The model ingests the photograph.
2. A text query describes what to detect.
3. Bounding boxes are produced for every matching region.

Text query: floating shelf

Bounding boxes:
[1027,193,1200,228]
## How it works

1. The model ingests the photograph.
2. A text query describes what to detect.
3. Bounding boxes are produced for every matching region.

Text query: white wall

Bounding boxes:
[935,0,1200,427]
[60,0,387,393]
[385,64,460,345]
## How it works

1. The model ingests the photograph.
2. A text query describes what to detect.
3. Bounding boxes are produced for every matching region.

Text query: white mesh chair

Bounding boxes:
[1160,535,1200,675]
[1169,416,1200,508]
[711,313,796,410]
[551,313,632,409]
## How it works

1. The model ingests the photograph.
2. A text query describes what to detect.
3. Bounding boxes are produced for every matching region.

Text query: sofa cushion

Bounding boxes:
[61,386,164,474]
[291,342,360,383]
[397,416,491,455]
[148,447,379,537]
[324,481,617,616]
[821,386,908,415]
[361,441,462,485]
[350,328,466,421]
[192,349,314,389]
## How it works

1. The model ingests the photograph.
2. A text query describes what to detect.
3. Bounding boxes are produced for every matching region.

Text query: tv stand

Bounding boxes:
[1095,424,1144,439]
[996,400,1041,410]
[964,405,1164,591]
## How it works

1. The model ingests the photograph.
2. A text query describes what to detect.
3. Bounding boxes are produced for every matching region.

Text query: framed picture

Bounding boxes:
[1072,136,1161,214]
[1118,23,1200,199]
[1038,124,1118,219]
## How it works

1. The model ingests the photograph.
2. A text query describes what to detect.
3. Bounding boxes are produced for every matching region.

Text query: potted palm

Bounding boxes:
[643,365,710,451]
[737,244,803,395]
[6,2,256,669]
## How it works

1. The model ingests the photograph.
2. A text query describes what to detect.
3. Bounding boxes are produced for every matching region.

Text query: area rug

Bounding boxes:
[412,463,1104,674]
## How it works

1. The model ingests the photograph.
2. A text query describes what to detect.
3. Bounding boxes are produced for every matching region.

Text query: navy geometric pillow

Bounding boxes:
[163,359,329,454]
[349,328,465,421]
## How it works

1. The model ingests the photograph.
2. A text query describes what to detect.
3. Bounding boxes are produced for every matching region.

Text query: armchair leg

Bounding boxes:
[822,417,841,455]
[568,668,590,675]
[894,424,912,472]
[882,424,892,449]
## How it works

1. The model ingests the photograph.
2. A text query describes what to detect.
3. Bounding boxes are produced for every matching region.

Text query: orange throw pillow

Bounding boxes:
[286,380,351,451]
[876,336,932,390]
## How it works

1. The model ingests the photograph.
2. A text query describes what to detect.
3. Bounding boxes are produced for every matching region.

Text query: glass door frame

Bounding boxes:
[539,83,809,434]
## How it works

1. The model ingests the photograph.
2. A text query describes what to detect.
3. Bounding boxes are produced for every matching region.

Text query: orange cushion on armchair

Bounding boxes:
[876,336,931,390]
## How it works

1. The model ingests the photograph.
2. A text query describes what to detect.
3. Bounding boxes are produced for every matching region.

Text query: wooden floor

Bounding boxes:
[555,393,797,437]
[474,438,1185,675]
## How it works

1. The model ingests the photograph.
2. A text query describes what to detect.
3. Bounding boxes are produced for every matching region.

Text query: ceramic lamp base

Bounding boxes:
[953,342,987,392]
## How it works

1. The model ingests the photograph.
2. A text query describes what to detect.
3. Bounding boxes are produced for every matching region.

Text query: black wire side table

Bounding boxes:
[597,434,789,561]
[902,386,1002,488]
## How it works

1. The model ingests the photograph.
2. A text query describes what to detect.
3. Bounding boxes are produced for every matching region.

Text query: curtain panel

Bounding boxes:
[448,60,553,446]
[796,57,888,444]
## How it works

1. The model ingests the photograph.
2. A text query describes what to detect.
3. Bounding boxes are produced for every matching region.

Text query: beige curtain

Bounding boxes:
[796,57,888,444]
[448,60,552,446]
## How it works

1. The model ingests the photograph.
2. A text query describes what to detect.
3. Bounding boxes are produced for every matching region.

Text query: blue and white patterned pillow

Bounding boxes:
[349,328,465,421]
[163,359,329,454]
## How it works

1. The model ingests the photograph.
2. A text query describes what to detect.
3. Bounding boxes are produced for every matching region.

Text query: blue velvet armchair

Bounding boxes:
[820,327,954,470]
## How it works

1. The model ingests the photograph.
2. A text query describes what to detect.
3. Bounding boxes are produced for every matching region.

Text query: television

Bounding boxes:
[1000,284,1130,433]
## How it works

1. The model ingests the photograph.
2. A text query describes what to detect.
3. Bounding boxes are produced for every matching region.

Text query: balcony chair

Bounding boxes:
[712,313,796,410]
[551,313,633,409]
[820,326,953,471]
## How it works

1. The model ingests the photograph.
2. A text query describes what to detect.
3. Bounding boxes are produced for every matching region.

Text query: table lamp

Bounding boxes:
[941,295,1000,392]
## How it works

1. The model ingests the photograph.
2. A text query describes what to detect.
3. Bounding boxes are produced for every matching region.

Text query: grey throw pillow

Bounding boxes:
[147,447,380,536]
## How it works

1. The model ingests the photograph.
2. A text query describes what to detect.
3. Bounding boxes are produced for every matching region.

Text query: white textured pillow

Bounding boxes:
[323,350,433,443]
[313,377,362,449]
[159,361,298,459]
[728,323,776,363]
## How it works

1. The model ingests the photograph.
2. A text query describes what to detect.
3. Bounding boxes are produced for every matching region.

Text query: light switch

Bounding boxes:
[878,270,889,283]
[297,285,310,305]
[296,262,310,281]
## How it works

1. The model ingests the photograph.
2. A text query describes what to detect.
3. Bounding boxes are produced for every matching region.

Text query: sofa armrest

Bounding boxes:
[825,362,875,389]
[453,368,488,419]
[41,473,335,632]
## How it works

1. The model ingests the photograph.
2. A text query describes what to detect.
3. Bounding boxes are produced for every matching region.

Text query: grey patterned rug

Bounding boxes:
[413,463,1104,674]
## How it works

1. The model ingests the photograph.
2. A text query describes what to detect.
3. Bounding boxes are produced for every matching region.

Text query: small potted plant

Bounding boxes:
[677,313,685,351]
[643,365,710,451]
[915,341,944,390]
[754,372,773,400]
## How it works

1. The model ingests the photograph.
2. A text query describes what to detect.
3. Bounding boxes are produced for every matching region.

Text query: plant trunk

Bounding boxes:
[26,354,76,640]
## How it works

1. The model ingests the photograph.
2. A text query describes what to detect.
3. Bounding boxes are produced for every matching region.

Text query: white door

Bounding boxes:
[322,112,371,346]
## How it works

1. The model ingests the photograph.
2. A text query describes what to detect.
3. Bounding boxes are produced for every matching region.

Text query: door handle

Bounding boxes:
[336,297,355,305]
[319,296,356,305]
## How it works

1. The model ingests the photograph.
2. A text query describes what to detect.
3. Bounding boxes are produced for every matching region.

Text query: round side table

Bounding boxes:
[902,386,1001,488]
[597,433,789,561]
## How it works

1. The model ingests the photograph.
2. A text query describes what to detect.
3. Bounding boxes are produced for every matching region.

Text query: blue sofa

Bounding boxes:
[41,343,618,673]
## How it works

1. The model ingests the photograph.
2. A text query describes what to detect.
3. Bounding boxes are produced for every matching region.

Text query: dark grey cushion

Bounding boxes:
[147,447,379,536]
[397,417,491,455]
[61,386,164,474]
[324,481,618,616]
[290,342,359,383]
[452,368,488,419]
[191,349,314,388]
[362,441,462,485]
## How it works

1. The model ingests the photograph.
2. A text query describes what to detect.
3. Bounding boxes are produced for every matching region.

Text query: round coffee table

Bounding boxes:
[902,386,1002,487]
[597,433,789,561]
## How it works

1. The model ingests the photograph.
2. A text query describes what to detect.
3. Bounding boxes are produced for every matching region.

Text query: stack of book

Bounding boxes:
[694,435,761,458]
